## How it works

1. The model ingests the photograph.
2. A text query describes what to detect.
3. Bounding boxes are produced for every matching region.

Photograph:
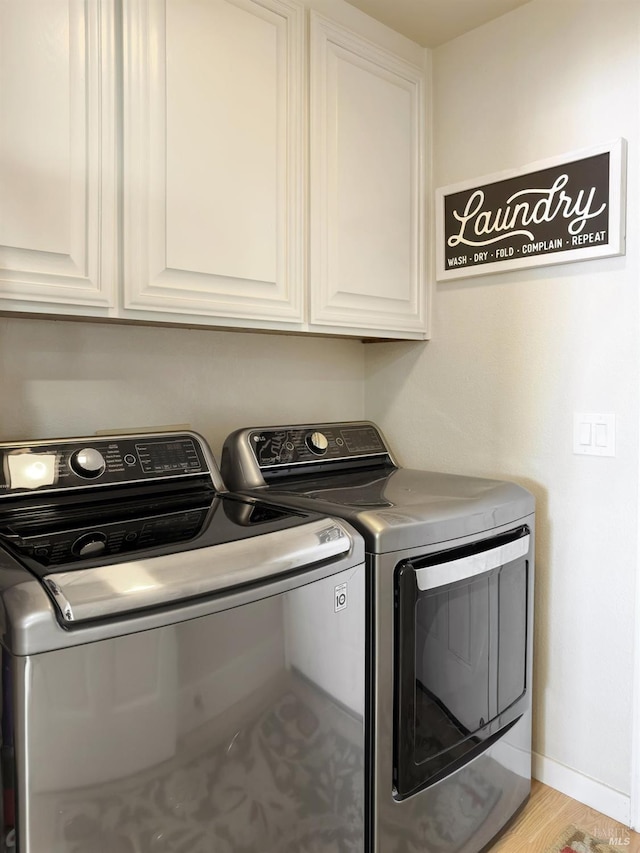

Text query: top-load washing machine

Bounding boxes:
[221,420,536,853]
[0,429,367,853]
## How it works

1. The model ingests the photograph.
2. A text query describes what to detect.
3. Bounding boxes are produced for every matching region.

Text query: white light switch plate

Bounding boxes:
[573,413,616,456]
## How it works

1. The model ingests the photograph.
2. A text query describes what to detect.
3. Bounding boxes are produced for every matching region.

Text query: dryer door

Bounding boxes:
[394,525,531,799]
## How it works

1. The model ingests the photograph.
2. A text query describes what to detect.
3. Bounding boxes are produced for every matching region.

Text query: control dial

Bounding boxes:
[71,532,108,558]
[306,431,329,456]
[69,447,106,479]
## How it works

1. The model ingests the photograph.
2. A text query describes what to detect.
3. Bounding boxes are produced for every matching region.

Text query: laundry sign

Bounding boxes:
[435,139,626,280]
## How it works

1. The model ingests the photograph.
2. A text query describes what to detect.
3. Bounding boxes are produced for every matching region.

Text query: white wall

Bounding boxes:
[365,0,640,816]
[0,317,365,458]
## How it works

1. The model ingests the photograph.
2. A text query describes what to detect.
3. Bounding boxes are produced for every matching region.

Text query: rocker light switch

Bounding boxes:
[578,422,592,445]
[573,413,616,456]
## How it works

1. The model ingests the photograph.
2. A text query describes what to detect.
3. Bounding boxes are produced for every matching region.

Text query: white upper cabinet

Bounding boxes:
[308,13,427,338]
[0,0,117,313]
[0,0,428,339]
[122,0,306,331]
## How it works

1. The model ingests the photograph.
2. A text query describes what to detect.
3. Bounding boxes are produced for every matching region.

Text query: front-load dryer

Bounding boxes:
[221,420,535,853]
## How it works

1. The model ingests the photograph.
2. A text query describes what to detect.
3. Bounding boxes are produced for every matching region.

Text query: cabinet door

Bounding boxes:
[123,0,305,330]
[309,14,427,339]
[0,0,117,313]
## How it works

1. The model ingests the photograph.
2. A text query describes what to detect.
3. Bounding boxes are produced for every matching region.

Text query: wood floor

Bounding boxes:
[490,781,640,853]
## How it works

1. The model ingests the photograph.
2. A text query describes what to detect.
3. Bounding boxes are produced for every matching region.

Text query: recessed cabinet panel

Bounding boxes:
[165,0,278,283]
[333,55,412,300]
[1,2,70,256]
[0,0,116,309]
[309,14,426,337]
[123,0,305,326]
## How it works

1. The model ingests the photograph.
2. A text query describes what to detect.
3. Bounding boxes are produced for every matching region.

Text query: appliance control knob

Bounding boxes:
[306,431,329,455]
[69,448,106,479]
[72,532,108,558]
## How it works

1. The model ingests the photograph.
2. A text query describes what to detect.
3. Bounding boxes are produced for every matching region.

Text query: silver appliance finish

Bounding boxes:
[221,421,536,853]
[0,431,367,853]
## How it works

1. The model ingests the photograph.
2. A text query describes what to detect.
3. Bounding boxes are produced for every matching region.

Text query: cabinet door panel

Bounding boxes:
[124,0,305,326]
[0,0,116,310]
[165,0,278,284]
[309,14,426,337]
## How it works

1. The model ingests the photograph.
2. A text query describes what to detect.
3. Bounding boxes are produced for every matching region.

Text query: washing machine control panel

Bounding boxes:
[0,432,215,496]
[249,422,390,470]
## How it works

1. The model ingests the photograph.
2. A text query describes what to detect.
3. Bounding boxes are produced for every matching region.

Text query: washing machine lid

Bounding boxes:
[0,491,354,620]
[39,511,353,625]
[0,431,359,628]
[221,423,535,552]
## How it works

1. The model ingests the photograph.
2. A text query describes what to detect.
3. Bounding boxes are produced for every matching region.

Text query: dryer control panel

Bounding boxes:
[221,422,396,489]
[250,423,389,468]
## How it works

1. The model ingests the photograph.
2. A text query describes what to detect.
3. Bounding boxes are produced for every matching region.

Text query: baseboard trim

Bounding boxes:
[533,752,631,827]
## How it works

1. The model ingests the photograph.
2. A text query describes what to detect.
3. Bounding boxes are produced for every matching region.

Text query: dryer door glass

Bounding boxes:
[394,526,530,799]
[415,573,492,760]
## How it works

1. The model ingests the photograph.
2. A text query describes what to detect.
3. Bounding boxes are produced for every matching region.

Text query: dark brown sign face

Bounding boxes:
[442,152,610,272]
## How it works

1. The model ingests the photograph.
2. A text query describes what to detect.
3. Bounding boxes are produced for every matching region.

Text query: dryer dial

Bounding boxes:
[306,431,329,455]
